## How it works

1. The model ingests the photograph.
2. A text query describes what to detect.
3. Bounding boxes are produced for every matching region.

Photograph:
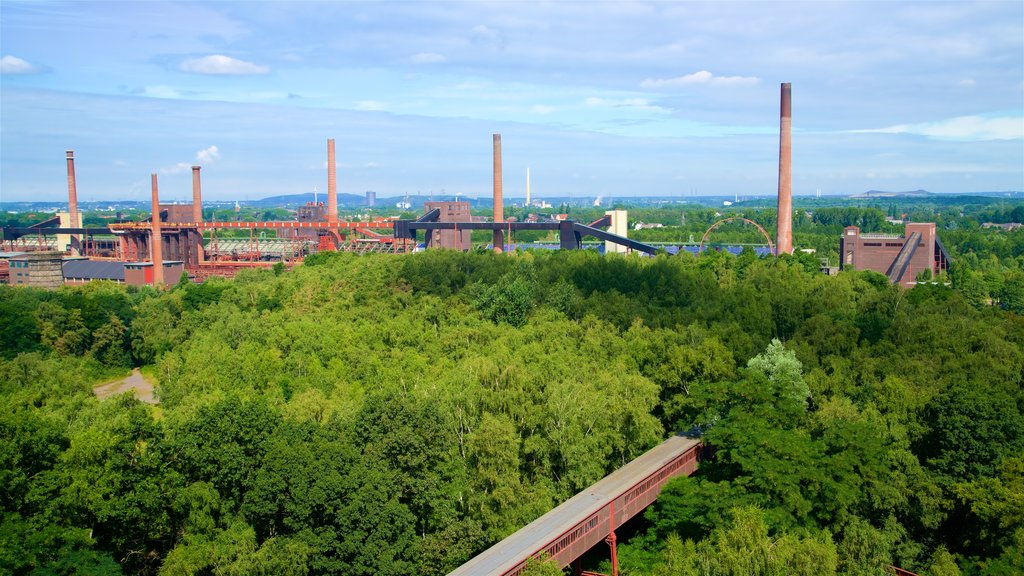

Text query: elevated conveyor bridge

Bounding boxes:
[449,435,701,576]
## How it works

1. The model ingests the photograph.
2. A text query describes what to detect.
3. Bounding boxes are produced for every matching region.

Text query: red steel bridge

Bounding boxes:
[449,435,701,576]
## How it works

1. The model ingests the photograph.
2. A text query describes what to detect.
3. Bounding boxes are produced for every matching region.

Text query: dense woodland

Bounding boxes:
[1,201,1023,576]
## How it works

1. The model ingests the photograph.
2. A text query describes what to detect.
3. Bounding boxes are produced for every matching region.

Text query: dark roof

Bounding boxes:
[62,260,125,281]
[124,261,184,268]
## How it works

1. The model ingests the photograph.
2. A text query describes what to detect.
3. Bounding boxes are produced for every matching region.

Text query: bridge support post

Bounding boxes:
[605,531,618,576]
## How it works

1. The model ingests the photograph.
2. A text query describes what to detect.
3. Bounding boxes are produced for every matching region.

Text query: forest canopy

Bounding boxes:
[1,247,1022,575]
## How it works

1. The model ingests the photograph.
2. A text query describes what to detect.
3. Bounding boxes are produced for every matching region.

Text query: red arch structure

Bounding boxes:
[698,217,775,255]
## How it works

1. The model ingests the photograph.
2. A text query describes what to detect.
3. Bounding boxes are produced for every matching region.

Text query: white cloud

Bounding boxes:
[411,52,446,64]
[471,24,507,49]
[196,145,220,164]
[852,115,1023,141]
[180,54,269,75]
[641,70,760,88]
[583,96,668,113]
[355,100,387,111]
[1,55,39,74]
[141,85,183,99]
[531,104,555,115]
[161,162,191,175]
[161,145,221,174]
[957,78,976,87]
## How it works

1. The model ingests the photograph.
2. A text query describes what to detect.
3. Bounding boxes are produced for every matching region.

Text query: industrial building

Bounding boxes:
[423,201,472,250]
[5,82,800,286]
[8,252,64,289]
[123,261,185,286]
[840,222,950,288]
[276,202,329,241]
[62,260,128,284]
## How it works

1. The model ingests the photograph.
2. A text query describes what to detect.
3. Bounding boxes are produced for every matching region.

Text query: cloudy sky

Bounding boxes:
[1,1,1022,202]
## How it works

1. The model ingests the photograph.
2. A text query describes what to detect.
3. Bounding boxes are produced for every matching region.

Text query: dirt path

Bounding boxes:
[93,368,157,404]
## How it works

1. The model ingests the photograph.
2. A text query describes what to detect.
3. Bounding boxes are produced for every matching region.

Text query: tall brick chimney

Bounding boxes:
[776,83,793,255]
[66,150,80,255]
[327,138,338,223]
[492,133,503,253]
[191,166,203,223]
[151,173,164,286]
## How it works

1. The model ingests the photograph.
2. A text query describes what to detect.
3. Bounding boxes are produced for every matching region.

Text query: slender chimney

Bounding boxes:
[526,167,531,207]
[66,150,80,255]
[776,82,793,255]
[492,134,504,253]
[191,166,203,223]
[151,173,164,286]
[327,138,338,223]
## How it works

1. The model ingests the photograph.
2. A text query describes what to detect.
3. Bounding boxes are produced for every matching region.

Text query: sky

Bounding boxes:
[1,0,1022,203]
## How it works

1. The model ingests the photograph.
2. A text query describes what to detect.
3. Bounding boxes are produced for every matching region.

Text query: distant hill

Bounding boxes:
[250,192,367,207]
[850,189,932,198]
[850,189,1021,199]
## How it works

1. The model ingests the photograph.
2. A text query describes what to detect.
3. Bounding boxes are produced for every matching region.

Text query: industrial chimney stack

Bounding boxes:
[191,166,203,223]
[526,167,531,207]
[66,150,80,255]
[776,83,793,255]
[327,138,338,224]
[492,134,503,253]
[150,173,164,286]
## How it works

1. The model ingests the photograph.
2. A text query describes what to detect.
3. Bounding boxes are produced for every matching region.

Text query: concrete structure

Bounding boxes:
[54,212,75,253]
[66,151,80,255]
[192,166,203,223]
[150,174,164,286]
[424,201,472,250]
[492,134,504,252]
[840,222,950,288]
[124,261,184,286]
[327,138,338,224]
[776,83,793,255]
[604,210,629,254]
[366,191,377,207]
[9,251,64,288]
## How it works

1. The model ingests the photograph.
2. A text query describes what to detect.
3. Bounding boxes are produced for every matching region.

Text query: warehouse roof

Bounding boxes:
[62,260,125,281]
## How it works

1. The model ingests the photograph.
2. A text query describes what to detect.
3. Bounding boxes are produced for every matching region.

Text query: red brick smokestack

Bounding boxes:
[776,83,793,255]
[492,133,504,253]
[191,166,202,223]
[66,150,80,255]
[327,138,338,224]
[151,173,164,286]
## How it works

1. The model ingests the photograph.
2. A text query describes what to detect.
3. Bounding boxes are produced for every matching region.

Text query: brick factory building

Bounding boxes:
[840,222,950,288]
[8,252,64,289]
[424,201,472,250]
[124,261,185,286]
[277,202,328,241]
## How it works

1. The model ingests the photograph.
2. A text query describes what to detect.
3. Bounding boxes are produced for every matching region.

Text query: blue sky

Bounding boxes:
[1,0,1022,203]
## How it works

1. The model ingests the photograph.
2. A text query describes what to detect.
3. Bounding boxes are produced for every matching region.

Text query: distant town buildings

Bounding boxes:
[633,222,665,230]
[982,222,1023,231]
